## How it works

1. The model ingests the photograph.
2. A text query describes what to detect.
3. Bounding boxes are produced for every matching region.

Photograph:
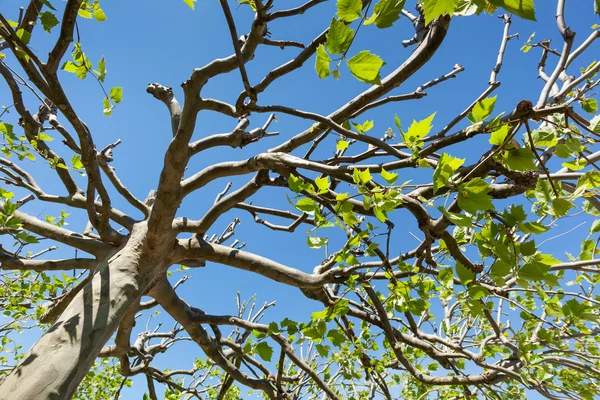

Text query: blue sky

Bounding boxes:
[1,0,600,398]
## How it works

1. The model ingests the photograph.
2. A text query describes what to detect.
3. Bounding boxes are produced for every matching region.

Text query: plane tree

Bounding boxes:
[1,0,600,399]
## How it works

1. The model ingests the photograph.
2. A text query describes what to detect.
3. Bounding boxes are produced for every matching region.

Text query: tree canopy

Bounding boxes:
[1,0,600,399]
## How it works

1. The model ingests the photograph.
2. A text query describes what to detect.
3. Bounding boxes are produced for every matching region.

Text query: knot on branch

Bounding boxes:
[146,83,175,103]
[512,100,534,120]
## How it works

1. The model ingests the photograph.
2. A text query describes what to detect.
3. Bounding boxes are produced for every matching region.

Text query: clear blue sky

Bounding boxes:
[1,0,599,398]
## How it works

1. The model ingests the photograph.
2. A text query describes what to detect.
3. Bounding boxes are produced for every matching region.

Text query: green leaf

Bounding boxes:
[315,176,330,193]
[40,12,59,33]
[16,28,31,45]
[438,207,473,228]
[296,198,316,213]
[422,0,458,25]
[458,178,493,214]
[183,0,196,9]
[337,0,363,22]
[352,168,372,185]
[326,18,354,54]
[531,127,558,147]
[336,140,349,151]
[102,97,113,116]
[95,56,107,82]
[468,96,497,123]
[346,50,384,85]
[327,329,347,347]
[307,235,328,249]
[503,148,537,171]
[352,120,374,134]
[432,152,464,193]
[402,112,436,149]
[364,0,406,28]
[255,342,273,362]
[577,171,600,190]
[62,61,87,79]
[109,87,123,103]
[438,267,454,289]
[315,44,331,79]
[78,9,92,19]
[71,155,84,170]
[93,8,107,22]
[520,221,549,234]
[488,0,536,21]
[552,198,573,217]
[590,114,600,133]
[489,124,510,145]
[468,285,489,300]
[455,262,475,286]
[581,98,599,114]
[37,132,54,142]
[380,167,398,185]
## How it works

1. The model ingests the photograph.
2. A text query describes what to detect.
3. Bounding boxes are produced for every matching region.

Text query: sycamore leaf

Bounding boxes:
[468,96,497,123]
[255,341,273,362]
[458,178,493,214]
[438,207,473,228]
[110,87,123,103]
[590,115,600,133]
[489,124,510,145]
[315,45,331,79]
[380,167,398,185]
[364,0,406,28]
[183,0,196,9]
[581,98,599,114]
[315,176,330,193]
[422,0,458,25]
[489,0,536,21]
[352,168,372,185]
[95,56,107,82]
[93,8,107,22]
[40,12,59,33]
[326,18,354,54]
[307,236,328,249]
[503,148,537,171]
[432,152,465,193]
[402,113,436,149]
[456,262,475,286]
[337,0,363,22]
[347,50,384,85]
[71,155,84,169]
[336,140,349,151]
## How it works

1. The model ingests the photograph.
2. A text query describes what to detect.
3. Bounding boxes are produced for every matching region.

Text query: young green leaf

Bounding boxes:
[40,12,59,33]
[489,124,510,145]
[364,0,406,28]
[422,0,458,25]
[432,153,465,193]
[325,18,354,54]
[468,96,497,123]
[255,341,273,362]
[183,0,196,9]
[380,167,398,185]
[71,155,84,170]
[110,87,123,103]
[337,0,363,22]
[458,178,493,214]
[503,148,537,171]
[489,0,536,21]
[315,44,331,79]
[346,50,384,85]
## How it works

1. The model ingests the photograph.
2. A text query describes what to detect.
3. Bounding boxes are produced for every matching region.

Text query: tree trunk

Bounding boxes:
[0,224,166,400]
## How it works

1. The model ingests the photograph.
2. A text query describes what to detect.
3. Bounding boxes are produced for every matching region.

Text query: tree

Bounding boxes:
[0,0,600,398]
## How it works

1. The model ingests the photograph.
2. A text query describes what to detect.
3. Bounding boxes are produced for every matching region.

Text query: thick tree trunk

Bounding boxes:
[0,224,167,400]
